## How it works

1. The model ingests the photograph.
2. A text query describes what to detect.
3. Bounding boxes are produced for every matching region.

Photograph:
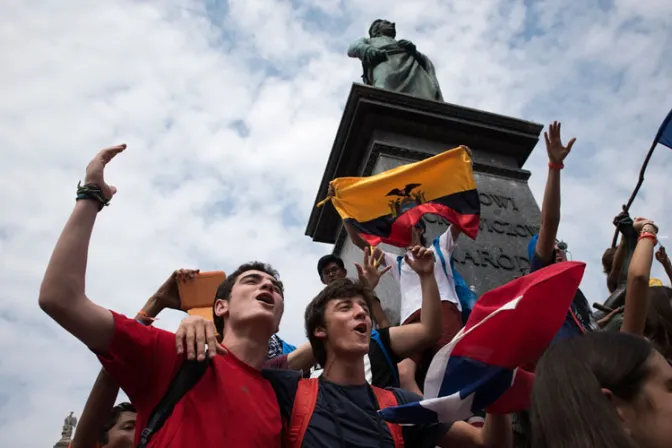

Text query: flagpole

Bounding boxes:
[610,139,659,248]
[611,109,672,248]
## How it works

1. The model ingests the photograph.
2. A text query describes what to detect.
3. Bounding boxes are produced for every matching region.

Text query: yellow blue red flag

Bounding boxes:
[323,146,480,247]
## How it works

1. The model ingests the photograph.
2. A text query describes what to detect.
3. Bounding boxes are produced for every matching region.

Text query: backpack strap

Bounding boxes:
[371,387,405,448]
[370,329,400,387]
[136,358,210,448]
[285,378,319,448]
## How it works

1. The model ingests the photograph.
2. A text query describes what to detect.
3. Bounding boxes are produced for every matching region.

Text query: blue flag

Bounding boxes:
[656,108,672,149]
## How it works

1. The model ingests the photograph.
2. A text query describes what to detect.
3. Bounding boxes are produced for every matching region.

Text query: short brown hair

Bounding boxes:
[212,262,282,336]
[304,278,373,367]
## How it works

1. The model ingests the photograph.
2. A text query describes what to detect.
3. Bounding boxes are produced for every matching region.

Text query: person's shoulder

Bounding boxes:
[103,311,175,355]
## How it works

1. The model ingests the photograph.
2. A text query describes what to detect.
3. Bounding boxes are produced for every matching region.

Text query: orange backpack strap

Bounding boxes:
[285,378,319,448]
[371,386,405,448]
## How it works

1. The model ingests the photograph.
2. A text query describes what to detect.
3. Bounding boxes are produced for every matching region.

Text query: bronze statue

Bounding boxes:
[61,412,77,440]
[347,19,444,101]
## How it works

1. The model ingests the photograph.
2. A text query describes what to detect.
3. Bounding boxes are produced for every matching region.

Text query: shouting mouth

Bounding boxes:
[256,292,274,307]
[353,323,368,336]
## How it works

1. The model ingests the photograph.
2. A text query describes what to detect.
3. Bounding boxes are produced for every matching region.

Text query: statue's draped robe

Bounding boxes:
[348,35,443,102]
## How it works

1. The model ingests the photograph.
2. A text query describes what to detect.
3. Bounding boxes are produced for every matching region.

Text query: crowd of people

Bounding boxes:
[39,121,672,448]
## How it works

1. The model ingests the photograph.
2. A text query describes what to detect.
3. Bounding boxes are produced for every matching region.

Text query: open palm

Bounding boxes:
[544,121,575,164]
[84,144,126,199]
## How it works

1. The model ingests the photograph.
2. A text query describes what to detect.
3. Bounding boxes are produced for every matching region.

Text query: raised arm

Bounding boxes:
[534,122,575,264]
[38,145,126,353]
[621,219,658,335]
[344,220,371,251]
[655,247,672,285]
[388,246,442,359]
[70,368,120,448]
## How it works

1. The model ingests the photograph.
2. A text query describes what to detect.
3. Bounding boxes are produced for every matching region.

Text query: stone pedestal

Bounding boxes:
[306,84,544,325]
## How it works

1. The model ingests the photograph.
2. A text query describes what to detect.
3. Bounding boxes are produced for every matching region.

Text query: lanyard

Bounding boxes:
[320,378,387,448]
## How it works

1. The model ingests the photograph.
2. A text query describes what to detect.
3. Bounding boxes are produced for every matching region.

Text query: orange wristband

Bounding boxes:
[638,232,657,243]
[548,162,564,170]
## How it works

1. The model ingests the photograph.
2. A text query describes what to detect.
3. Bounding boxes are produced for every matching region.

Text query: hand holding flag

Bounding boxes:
[379,261,586,425]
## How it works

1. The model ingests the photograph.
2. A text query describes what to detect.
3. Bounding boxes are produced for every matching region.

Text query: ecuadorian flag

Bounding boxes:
[323,146,480,247]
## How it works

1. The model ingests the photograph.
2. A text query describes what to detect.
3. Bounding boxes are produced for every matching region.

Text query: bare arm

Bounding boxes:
[655,247,672,286]
[344,221,371,251]
[38,145,126,353]
[371,297,390,328]
[621,222,657,335]
[388,269,442,359]
[535,166,561,263]
[38,199,114,352]
[70,368,119,448]
[449,224,461,245]
[287,342,316,372]
[389,246,442,359]
[440,414,512,448]
[534,122,575,264]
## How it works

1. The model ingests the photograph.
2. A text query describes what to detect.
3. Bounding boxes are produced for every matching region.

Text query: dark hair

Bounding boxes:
[212,262,282,337]
[602,247,616,274]
[99,402,136,445]
[531,332,653,448]
[644,286,672,359]
[317,254,345,279]
[304,278,373,367]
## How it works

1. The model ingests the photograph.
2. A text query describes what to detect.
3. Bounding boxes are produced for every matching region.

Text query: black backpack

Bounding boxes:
[136,357,210,448]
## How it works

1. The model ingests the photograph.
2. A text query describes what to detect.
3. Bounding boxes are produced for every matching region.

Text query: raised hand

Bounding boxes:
[175,315,226,361]
[404,245,435,277]
[152,269,200,311]
[633,217,657,234]
[655,247,670,266]
[544,121,575,164]
[84,144,126,199]
[355,246,392,290]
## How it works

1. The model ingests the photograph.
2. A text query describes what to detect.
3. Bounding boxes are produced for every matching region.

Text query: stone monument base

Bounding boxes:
[306,84,544,325]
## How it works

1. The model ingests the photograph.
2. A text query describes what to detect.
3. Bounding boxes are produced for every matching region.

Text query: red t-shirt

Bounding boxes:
[97,312,282,447]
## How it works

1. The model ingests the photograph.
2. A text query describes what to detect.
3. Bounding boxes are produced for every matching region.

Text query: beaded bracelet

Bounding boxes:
[76,181,110,211]
[548,162,564,170]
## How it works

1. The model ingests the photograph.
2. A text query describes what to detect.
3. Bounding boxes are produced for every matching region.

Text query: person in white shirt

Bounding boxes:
[344,219,463,395]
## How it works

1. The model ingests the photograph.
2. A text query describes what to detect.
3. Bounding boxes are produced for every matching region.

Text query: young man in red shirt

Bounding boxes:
[39,145,284,447]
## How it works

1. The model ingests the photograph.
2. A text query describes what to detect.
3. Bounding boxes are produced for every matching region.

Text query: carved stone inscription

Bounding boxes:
[424,190,537,276]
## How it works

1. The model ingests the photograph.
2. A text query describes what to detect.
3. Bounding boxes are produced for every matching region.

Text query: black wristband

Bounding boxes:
[76,181,110,211]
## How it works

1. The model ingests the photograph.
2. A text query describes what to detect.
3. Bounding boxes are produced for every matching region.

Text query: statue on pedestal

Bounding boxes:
[347,19,444,102]
[54,412,77,447]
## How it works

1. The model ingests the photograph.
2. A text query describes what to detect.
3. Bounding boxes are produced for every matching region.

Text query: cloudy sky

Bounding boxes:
[1,0,671,445]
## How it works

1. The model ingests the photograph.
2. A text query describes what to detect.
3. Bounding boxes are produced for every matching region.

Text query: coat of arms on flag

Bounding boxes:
[379,261,586,425]
[317,146,480,248]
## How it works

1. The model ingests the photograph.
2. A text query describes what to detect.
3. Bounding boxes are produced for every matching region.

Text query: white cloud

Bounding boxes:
[1,0,671,446]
